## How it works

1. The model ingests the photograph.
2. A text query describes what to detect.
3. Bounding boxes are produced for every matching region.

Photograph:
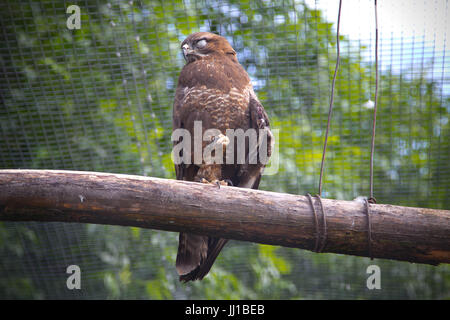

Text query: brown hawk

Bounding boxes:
[172,32,273,282]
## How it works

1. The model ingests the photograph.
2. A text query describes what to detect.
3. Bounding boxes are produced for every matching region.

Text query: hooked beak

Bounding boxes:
[182,43,193,61]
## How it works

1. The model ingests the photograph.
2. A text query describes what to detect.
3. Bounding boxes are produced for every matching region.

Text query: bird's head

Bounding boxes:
[181,32,237,63]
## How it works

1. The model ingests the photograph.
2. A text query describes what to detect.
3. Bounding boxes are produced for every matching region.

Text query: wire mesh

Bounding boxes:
[0,0,449,299]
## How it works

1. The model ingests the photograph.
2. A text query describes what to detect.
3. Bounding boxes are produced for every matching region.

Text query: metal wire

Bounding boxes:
[364,198,374,260]
[318,0,342,197]
[369,0,379,201]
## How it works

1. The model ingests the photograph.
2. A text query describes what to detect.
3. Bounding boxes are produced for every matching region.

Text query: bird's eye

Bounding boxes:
[196,39,207,48]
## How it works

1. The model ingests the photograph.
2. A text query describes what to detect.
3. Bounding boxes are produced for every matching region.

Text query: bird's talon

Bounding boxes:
[211,180,229,189]
[223,179,233,186]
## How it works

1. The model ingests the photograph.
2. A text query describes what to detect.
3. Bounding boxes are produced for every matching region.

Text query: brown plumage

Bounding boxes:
[172,32,272,282]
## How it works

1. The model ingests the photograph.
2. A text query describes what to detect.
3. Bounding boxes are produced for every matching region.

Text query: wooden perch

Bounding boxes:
[0,169,449,265]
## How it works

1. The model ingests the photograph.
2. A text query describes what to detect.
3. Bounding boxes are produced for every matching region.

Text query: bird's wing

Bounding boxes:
[237,94,273,189]
[172,86,187,181]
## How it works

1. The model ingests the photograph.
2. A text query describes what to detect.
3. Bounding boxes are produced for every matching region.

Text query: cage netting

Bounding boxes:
[0,0,449,299]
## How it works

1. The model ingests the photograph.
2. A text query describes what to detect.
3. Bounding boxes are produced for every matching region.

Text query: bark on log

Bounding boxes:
[0,169,449,265]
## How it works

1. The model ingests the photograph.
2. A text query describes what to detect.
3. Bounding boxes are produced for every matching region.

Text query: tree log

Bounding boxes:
[0,169,449,265]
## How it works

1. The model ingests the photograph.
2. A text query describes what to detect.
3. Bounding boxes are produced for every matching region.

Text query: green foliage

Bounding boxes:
[0,0,448,299]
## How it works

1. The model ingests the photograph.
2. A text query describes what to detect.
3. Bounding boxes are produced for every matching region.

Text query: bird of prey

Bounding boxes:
[172,32,273,282]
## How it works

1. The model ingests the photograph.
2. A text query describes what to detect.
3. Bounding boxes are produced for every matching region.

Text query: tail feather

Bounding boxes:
[176,233,208,276]
[176,163,262,282]
[178,238,228,282]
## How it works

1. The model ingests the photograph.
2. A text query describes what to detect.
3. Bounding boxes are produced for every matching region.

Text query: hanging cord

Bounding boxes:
[364,198,374,260]
[364,0,380,260]
[310,0,342,253]
[306,193,320,252]
[306,193,328,253]
[369,0,379,204]
[318,0,342,197]
[316,195,328,252]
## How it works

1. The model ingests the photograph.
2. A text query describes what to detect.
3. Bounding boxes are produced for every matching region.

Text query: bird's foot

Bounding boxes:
[199,178,224,188]
[222,179,233,186]
[199,178,232,189]
[213,134,230,147]
[211,179,229,189]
